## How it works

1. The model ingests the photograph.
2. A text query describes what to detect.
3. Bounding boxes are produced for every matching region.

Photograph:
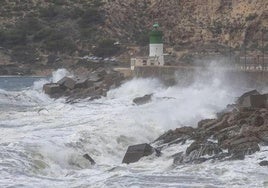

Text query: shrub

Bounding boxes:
[11,45,39,64]
[134,30,149,46]
[44,36,77,54]
[93,39,120,57]
[0,28,27,47]
[39,6,63,19]
[53,0,68,6]
[78,7,104,28]
[33,27,54,41]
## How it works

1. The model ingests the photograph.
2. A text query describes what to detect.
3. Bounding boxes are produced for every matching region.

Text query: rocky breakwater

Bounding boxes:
[43,68,124,102]
[123,90,268,165]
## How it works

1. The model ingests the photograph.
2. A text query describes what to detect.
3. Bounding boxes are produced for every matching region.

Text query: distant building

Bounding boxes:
[131,23,164,70]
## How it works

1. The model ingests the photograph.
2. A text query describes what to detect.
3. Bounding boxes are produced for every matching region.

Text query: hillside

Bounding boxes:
[0,0,267,74]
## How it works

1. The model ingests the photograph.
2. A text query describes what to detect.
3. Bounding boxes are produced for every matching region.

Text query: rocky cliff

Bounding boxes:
[0,0,267,74]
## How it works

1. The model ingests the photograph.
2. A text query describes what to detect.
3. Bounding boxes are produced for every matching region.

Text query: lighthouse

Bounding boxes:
[149,23,164,66]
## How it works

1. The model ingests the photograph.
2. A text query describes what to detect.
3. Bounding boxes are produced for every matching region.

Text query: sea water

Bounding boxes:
[0,69,268,188]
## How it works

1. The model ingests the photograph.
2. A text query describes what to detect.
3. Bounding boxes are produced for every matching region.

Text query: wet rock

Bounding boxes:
[74,78,91,89]
[97,69,107,77]
[215,125,241,145]
[259,160,268,166]
[154,127,195,144]
[186,140,222,157]
[83,154,96,165]
[228,153,245,160]
[236,90,260,105]
[206,114,230,133]
[174,140,223,164]
[122,143,158,164]
[239,94,267,108]
[88,74,103,82]
[256,126,268,144]
[133,94,153,105]
[173,152,184,164]
[57,77,76,90]
[43,68,125,100]
[197,119,217,129]
[158,91,268,165]
[252,115,265,127]
[43,83,65,96]
[226,136,260,157]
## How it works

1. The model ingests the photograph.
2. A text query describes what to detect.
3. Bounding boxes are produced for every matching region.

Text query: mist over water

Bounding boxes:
[0,68,268,187]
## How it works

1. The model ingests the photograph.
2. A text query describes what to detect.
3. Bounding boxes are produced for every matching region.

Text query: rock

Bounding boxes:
[122,143,157,164]
[186,140,222,157]
[227,137,260,156]
[228,153,245,160]
[88,74,103,82]
[259,160,268,166]
[174,140,223,164]
[97,69,107,77]
[206,114,230,133]
[257,130,268,144]
[57,77,76,90]
[173,152,185,164]
[215,125,241,145]
[43,83,65,96]
[238,94,267,108]
[154,126,195,144]
[83,154,96,165]
[197,119,217,129]
[236,90,260,105]
[74,78,94,89]
[252,115,265,127]
[133,94,153,105]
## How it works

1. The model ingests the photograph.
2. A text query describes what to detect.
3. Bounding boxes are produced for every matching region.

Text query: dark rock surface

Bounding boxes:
[122,143,160,164]
[83,154,96,165]
[259,160,268,166]
[133,94,153,105]
[43,68,125,102]
[152,90,268,165]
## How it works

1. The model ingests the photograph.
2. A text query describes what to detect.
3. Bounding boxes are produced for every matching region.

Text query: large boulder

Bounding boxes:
[236,90,260,105]
[133,94,153,105]
[259,160,268,166]
[154,126,195,144]
[43,83,65,96]
[122,143,159,164]
[74,78,92,89]
[174,140,223,164]
[57,77,76,90]
[236,90,266,108]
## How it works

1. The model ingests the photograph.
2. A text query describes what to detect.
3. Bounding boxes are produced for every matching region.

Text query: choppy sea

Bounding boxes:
[1,69,268,188]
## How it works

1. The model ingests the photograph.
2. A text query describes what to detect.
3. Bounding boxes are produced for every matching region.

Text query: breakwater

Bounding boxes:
[132,66,268,87]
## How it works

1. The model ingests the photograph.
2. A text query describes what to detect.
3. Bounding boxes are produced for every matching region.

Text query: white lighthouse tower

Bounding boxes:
[149,23,164,66]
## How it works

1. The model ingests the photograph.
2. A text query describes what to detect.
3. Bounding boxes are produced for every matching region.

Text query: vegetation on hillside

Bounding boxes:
[0,0,120,65]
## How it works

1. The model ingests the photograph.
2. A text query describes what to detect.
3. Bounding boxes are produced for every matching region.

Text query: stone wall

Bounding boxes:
[133,66,268,87]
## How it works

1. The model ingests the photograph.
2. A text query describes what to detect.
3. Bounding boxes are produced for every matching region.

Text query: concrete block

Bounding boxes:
[237,90,260,105]
[122,143,154,164]
[43,83,64,95]
[240,94,267,108]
